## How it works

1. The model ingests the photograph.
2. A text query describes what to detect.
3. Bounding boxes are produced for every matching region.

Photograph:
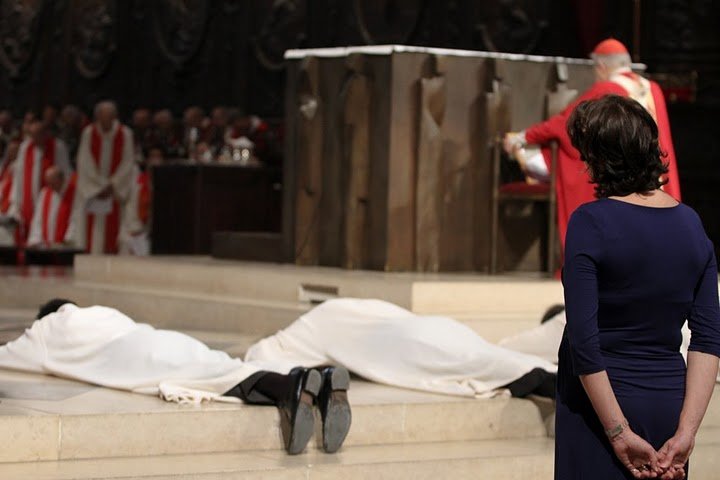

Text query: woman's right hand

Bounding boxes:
[657,430,694,479]
[610,429,662,478]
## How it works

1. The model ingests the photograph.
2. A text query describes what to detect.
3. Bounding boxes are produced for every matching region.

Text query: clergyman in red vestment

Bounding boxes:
[504,39,681,252]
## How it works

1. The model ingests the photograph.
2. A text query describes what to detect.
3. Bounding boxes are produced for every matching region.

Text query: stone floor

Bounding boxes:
[0,304,557,478]
[0,439,556,479]
[0,258,718,479]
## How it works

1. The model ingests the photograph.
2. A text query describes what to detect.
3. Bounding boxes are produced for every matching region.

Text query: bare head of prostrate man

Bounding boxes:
[37,298,76,319]
[26,298,351,455]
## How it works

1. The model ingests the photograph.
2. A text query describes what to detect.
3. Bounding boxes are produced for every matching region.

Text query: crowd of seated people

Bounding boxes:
[0,102,280,260]
[130,105,282,167]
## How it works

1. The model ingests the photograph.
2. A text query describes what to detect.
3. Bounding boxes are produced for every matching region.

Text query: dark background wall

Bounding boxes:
[1,0,716,116]
[0,0,718,251]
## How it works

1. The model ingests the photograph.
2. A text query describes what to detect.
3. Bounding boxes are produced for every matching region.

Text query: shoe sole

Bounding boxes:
[323,367,352,454]
[285,369,322,455]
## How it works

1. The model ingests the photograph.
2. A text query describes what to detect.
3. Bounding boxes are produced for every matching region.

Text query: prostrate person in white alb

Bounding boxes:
[0,299,351,456]
[500,304,720,383]
[246,298,558,399]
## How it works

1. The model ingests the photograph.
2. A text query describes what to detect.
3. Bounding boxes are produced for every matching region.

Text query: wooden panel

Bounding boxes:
[494,59,554,131]
[436,55,488,271]
[212,232,282,262]
[152,165,200,254]
[364,56,393,271]
[384,52,429,271]
[152,164,281,255]
[316,58,349,266]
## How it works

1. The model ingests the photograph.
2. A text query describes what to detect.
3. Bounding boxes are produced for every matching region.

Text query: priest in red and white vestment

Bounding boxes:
[8,120,71,244]
[119,167,152,255]
[505,39,681,251]
[74,101,136,254]
[0,140,20,246]
[27,167,78,248]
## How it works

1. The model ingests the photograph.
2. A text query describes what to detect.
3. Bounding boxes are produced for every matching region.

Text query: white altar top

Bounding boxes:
[284,44,646,71]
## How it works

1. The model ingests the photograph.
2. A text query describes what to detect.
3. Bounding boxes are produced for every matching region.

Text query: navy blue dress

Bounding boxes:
[555,198,720,479]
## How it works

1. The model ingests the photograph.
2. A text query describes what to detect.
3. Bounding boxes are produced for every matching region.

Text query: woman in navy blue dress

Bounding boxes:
[556,95,720,479]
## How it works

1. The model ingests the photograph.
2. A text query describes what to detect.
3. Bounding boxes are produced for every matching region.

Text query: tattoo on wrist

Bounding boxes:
[605,419,629,441]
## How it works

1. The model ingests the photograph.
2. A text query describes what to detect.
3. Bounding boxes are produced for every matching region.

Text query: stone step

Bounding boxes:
[0,369,549,463]
[0,269,550,340]
[0,272,307,335]
[74,255,565,316]
[3,434,720,480]
[0,439,556,480]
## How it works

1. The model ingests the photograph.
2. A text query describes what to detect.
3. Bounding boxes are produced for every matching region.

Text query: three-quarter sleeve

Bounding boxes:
[687,242,720,358]
[563,209,606,375]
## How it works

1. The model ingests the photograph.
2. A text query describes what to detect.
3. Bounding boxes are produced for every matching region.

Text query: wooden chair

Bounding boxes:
[489,140,558,275]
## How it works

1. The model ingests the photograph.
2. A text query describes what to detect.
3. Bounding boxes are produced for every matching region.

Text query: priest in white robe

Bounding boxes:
[8,120,71,244]
[119,153,158,256]
[73,101,136,254]
[26,167,78,248]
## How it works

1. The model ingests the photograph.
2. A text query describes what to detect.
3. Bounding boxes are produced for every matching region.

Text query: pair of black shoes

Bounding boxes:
[278,366,352,455]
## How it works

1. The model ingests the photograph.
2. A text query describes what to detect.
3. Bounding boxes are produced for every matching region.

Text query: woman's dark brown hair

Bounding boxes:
[567,94,669,198]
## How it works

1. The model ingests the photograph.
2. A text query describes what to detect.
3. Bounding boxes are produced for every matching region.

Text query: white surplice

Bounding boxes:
[74,122,136,253]
[9,138,71,224]
[245,298,557,398]
[0,304,262,403]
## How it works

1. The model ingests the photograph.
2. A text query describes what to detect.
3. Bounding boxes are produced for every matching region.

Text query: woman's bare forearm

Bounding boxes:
[677,351,719,436]
[580,370,627,431]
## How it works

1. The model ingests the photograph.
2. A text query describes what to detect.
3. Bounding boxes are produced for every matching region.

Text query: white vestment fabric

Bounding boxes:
[27,181,78,247]
[0,304,262,404]
[9,138,71,222]
[245,298,557,398]
[499,311,720,383]
[0,222,14,246]
[523,146,550,182]
[118,172,150,255]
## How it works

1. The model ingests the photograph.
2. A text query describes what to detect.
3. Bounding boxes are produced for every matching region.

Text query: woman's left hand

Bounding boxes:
[657,430,694,479]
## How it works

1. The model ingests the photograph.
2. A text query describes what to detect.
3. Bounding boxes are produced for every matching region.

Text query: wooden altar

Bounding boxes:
[280,45,622,272]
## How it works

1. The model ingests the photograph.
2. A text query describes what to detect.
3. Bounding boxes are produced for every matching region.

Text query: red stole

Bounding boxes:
[21,138,55,227]
[41,174,77,244]
[0,161,12,214]
[137,171,150,225]
[86,125,125,253]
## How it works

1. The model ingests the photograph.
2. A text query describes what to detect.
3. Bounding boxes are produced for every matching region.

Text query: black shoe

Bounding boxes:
[279,367,322,455]
[317,366,352,453]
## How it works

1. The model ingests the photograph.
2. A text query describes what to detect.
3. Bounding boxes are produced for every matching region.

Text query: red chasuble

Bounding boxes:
[526,80,681,252]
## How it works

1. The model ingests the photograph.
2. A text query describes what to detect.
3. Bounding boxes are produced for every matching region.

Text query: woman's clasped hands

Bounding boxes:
[610,428,693,479]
